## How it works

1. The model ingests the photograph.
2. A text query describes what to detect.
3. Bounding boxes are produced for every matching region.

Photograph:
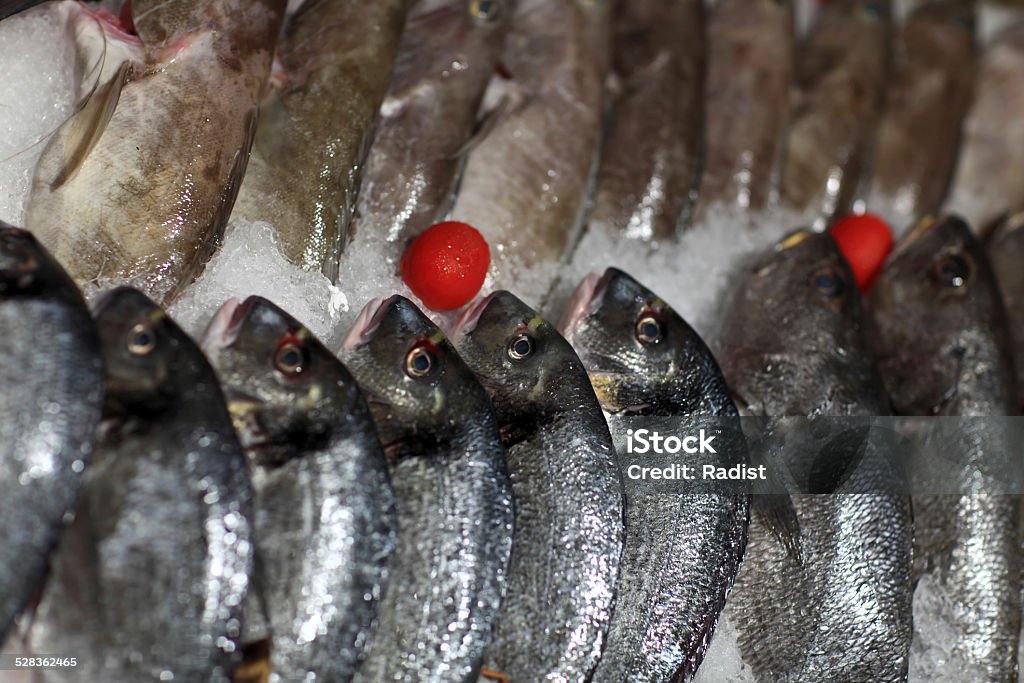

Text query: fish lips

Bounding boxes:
[342,297,392,351]
[452,291,500,338]
[559,270,610,339]
[202,296,259,349]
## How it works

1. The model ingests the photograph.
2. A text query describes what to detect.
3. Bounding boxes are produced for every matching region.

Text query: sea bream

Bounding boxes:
[202,296,397,682]
[986,213,1024,411]
[716,229,913,682]
[29,288,254,682]
[451,291,623,682]
[0,226,104,644]
[349,0,513,251]
[340,296,513,683]
[586,0,704,242]
[867,215,1020,681]
[561,268,750,682]
[449,0,610,307]
[230,0,407,282]
[26,0,286,303]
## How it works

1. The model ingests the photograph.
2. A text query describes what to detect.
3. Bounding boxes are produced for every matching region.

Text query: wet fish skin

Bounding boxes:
[588,0,704,241]
[340,295,513,683]
[560,268,750,682]
[201,296,396,682]
[717,229,913,682]
[30,287,253,682]
[699,0,794,214]
[351,0,514,248]
[26,0,286,304]
[987,213,1024,411]
[0,226,104,643]
[231,0,407,281]
[780,0,891,224]
[864,0,975,231]
[451,290,623,682]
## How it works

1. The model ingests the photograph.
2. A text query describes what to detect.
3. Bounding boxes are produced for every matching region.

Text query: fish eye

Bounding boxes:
[405,345,436,378]
[932,252,972,288]
[274,339,308,376]
[635,315,664,345]
[469,0,501,21]
[810,266,845,299]
[126,322,157,356]
[507,333,535,361]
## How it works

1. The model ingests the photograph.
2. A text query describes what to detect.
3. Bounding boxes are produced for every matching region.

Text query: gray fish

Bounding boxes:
[201,296,397,682]
[867,215,1020,681]
[451,290,623,682]
[560,268,750,682]
[780,0,891,226]
[987,213,1024,411]
[863,0,975,232]
[230,0,407,281]
[449,0,610,306]
[0,226,103,643]
[29,287,253,682]
[698,0,794,214]
[26,0,286,303]
[340,295,513,683]
[587,0,704,241]
[350,0,513,249]
[945,22,1024,234]
[717,229,913,682]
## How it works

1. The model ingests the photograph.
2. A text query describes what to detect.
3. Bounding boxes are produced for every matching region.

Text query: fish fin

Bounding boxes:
[51,61,130,190]
[448,95,509,161]
[803,426,869,494]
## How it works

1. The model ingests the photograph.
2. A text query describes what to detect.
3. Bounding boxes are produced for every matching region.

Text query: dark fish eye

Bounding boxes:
[811,267,845,299]
[635,315,664,345]
[405,345,436,378]
[126,322,157,356]
[932,252,972,288]
[469,0,501,21]
[507,333,535,361]
[274,340,308,376]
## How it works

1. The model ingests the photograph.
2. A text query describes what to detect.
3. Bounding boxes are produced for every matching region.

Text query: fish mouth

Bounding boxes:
[559,271,610,337]
[202,297,255,349]
[452,291,498,338]
[342,298,389,351]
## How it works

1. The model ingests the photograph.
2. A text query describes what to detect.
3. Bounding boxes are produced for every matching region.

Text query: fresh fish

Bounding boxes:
[230,0,407,281]
[29,287,253,682]
[587,0,704,241]
[201,296,397,682]
[867,215,1020,681]
[449,0,610,306]
[780,0,891,226]
[451,290,623,682]
[945,22,1024,233]
[560,268,750,682]
[349,0,513,250]
[717,229,913,682]
[26,0,286,303]
[0,226,103,643]
[863,0,975,232]
[987,213,1024,411]
[340,295,513,683]
[698,0,794,214]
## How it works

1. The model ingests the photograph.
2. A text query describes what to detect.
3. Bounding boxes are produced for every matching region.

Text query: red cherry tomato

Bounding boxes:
[829,212,894,290]
[401,222,490,311]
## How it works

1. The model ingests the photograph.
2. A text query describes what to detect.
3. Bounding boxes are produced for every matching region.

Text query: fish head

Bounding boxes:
[202,296,366,462]
[0,225,82,304]
[341,295,486,450]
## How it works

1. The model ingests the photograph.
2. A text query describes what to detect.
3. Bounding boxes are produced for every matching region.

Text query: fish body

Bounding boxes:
[452,290,623,682]
[561,268,750,682]
[987,213,1024,411]
[717,229,913,682]
[30,288,253,682]
[231,0,407,281]
[341,296,513,683]
[587,0,704,241]
[0,226,103,642]
[26,0,285,303]
[201,296,397,682]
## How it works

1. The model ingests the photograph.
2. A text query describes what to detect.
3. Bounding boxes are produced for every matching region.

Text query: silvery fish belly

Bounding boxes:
[561,268,750,682]
[0,226,104,643]
[26,0,285,304]
[451,291,623,682]
[341,296,514,683]
[202,296,397,682]
[28,288,254,683]
[717,229,913,682]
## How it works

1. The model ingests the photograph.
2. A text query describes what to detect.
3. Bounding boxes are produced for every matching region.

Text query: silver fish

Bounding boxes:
[0,226,103,643]
[340,295,513,683]
[451,290,623,682]
[202,296,397,682]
